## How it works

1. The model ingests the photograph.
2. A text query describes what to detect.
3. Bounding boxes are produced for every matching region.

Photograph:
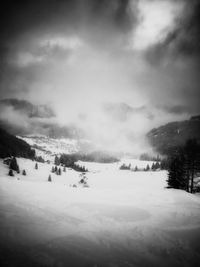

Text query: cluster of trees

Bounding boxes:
[55,155,88,172]
[5,157,26,177]
[167,139,200,193]
[35,156,45,163]
[56,152,118,166]
[0,127,35,159]
[119,162,163,172]
[151,162,160,170]
[51,165,63,175]
[119,163,131,170]
[140,153,161,162]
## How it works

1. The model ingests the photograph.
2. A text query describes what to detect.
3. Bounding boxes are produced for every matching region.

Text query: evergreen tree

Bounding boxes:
[160,158,169,170]
[134,166,138,171]
[35,163,38,169]
[154,162,160,170]
[151,163,155,171]
[51,166,55,173]
[167,153,187,190]
[167,139,200,193]
[145,164,150,171]
[8,169,14,176]
[10,157,19,172]
[54,155,60,166]
[48,174,52,182]
[54,166,58,172]
[22,170,26,176]
[58,168,61,175]
[63,166,66,172]
[184,139,200,193]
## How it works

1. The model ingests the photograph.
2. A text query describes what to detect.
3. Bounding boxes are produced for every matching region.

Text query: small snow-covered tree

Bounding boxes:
[35,163,38,169]
[22,170,26,176]
[51,166,55,173]
[48,175,52,182]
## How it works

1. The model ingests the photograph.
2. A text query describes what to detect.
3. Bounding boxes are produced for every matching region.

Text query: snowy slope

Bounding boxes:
[17,135,92,161]
[0,158,200,267]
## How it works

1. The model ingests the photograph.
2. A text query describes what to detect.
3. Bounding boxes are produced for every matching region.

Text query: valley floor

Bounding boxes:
[0,158,200,267]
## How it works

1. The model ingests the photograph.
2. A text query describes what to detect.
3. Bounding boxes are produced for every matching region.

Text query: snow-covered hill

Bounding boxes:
[18,135,92,161]
[0,158,200,266]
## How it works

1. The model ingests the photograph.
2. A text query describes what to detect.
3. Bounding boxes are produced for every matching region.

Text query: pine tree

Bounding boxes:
[35,163,38,169]
[63,166,66,172]
[51,166,55,173]
[22,170,26,176]
[54,155,60,166]
[154,162,160,170]
[134,166,138,171]
[146,164,150,171]
[8,169,14,176]
[10,157,19,172]
[48,175,52,182]
[54,166,57,172]
[167,153,187,190]
[167,139,200,193]
[184,139,200,193]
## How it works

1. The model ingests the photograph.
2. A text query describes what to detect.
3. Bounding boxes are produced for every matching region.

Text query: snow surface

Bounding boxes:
[0,158,200,267]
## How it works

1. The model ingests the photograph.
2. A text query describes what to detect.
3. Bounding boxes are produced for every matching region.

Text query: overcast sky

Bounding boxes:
[0,0,199,152]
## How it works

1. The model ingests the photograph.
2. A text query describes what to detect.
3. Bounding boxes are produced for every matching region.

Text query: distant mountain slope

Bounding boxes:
[0,127,35,158]
[147,115,200,155]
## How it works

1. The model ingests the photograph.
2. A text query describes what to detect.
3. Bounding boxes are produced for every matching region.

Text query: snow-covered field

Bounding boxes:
[0,158,200,267]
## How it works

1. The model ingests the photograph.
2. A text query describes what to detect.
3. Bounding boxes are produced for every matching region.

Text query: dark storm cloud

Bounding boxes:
[0,0,138,97]
[145,0,200,64]
[0,0,136,49]
[156,104,190,115]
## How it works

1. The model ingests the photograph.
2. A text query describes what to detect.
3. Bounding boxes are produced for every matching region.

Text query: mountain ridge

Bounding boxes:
[147,115,200,155]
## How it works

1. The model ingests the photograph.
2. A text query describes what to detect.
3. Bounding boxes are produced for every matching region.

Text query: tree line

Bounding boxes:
[167,139,200,193]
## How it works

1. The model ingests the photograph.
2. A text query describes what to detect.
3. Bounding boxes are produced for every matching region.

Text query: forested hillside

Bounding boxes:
[0,127,35,158]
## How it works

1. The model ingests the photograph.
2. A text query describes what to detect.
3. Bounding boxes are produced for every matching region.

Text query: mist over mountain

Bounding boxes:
[0,98,83,139]
[1,97,199,156]
[0,98,55,118]
[103,102,154,122]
